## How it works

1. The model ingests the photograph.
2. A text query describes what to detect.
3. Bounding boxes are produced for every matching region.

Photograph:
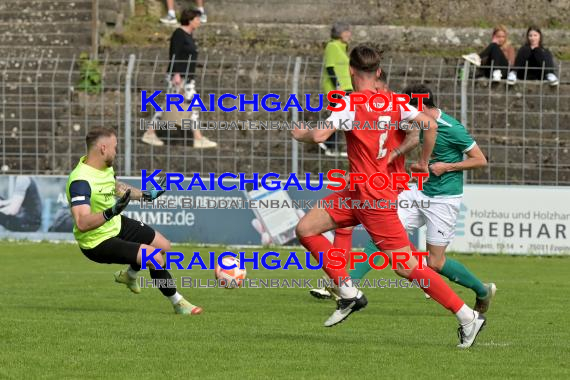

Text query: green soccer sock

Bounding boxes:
[350,239,379,280]
[439,257,488,298]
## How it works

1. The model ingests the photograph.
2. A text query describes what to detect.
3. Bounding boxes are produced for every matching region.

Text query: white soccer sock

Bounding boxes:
[197,7,205,13]
[338,279,359,299]
[168,9,176,18]
[126,266,138,280]
[169,292,183,305]
[455,304,475,325]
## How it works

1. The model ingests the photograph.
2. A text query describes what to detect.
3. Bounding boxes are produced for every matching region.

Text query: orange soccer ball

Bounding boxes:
[214,256,247,288]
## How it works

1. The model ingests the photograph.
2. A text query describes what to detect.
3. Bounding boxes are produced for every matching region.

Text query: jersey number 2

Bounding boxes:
[377,116,390,159]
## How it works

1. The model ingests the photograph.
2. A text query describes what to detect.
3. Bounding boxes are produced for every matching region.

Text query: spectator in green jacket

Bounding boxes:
[320,22,353,157]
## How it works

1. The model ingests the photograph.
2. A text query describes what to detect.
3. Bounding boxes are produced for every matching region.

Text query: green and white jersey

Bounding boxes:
[420,110,476,197]
[66,156,121,249]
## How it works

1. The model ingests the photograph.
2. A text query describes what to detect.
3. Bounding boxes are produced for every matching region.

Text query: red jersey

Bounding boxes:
[387,127,407,194]
[327,89,418,201]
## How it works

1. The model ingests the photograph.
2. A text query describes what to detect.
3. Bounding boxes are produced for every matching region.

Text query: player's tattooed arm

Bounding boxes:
[115,180,143,200]
[410,112,437,173]
[388,126,420,164]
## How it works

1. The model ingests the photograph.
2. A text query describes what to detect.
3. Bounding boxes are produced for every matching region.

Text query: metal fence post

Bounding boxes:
[460,60,470,183]
[460,60,470,128]
[291,56,302,173]
[124,54,136,176]
[91,0,99,59]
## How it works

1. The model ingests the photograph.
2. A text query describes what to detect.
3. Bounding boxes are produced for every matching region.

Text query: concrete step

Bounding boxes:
[2,0,567,28]
[0,1,92,12]
[0,8,91,23]
[202,0,568,29]
[105,22,570,57]
[0,46,91,59]
[0,21,91,35]
[0,33,91,47]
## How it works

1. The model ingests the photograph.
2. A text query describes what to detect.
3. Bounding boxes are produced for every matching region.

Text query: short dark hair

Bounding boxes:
[86,126,116,150]
[180,9,201,26]
[331,22,351,39]
[402,83,436,108]
[349,44,383,73]
[377,70,387,83]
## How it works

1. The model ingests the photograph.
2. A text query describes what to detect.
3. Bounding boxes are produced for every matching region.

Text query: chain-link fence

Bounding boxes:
[1,53,568,185]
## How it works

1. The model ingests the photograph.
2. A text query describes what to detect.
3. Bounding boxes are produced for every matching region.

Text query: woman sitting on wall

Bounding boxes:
[507,26,559,86]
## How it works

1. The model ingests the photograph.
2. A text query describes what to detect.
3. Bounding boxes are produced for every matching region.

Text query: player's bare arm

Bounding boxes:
[410,112,438,173]
[291,121,336,144]
[388,126,420,164]
[116,180,143,200]
[70,204,107,232]
[429,144,487,176]
[116,177,167,201]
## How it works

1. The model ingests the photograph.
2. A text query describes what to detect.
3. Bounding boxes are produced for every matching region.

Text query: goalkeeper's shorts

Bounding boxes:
[80,216,156,265]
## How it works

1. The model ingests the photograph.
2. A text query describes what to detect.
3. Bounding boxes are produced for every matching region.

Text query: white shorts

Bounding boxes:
[397,185,462,246]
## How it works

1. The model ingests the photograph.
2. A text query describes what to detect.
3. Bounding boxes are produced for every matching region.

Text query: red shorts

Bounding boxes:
[322,190,410,250]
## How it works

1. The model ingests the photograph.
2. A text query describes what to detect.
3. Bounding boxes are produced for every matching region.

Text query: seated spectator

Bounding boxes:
[160,0,207,25]
[160,0,178,25]
[196,0,207,23]
[481,25,515,81]
[463,25,515,82]
[507,26,559,86]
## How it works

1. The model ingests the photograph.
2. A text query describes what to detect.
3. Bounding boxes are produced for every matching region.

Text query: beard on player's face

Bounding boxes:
[101,147,115,168]
[101,139,117,168]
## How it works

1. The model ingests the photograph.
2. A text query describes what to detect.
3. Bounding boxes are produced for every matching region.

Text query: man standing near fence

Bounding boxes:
[67,126,203,315]
[320,22,353,157]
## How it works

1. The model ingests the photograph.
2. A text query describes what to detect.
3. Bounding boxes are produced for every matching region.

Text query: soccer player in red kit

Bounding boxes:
[291,45,486,348]
[308,72,418,300]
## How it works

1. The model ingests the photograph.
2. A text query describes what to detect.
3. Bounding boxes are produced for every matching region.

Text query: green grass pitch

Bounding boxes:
[1,242,569,379]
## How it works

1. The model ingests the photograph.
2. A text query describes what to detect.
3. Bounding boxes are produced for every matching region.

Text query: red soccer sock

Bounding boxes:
[333,228,353,253]
[410,242,430,267]
[408,265,464,313]
[299,234,349,285]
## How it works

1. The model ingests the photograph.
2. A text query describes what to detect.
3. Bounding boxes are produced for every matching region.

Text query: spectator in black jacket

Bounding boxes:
[168,10,199,94]
[507,26,559,86]
[143,9,217,148]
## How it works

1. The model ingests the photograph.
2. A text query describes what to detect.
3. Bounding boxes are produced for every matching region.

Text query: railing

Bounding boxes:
[0,54,568,185]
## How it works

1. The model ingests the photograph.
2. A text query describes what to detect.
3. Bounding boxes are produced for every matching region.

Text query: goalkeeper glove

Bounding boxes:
[142,177,167,201]
[103,189,131,221]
